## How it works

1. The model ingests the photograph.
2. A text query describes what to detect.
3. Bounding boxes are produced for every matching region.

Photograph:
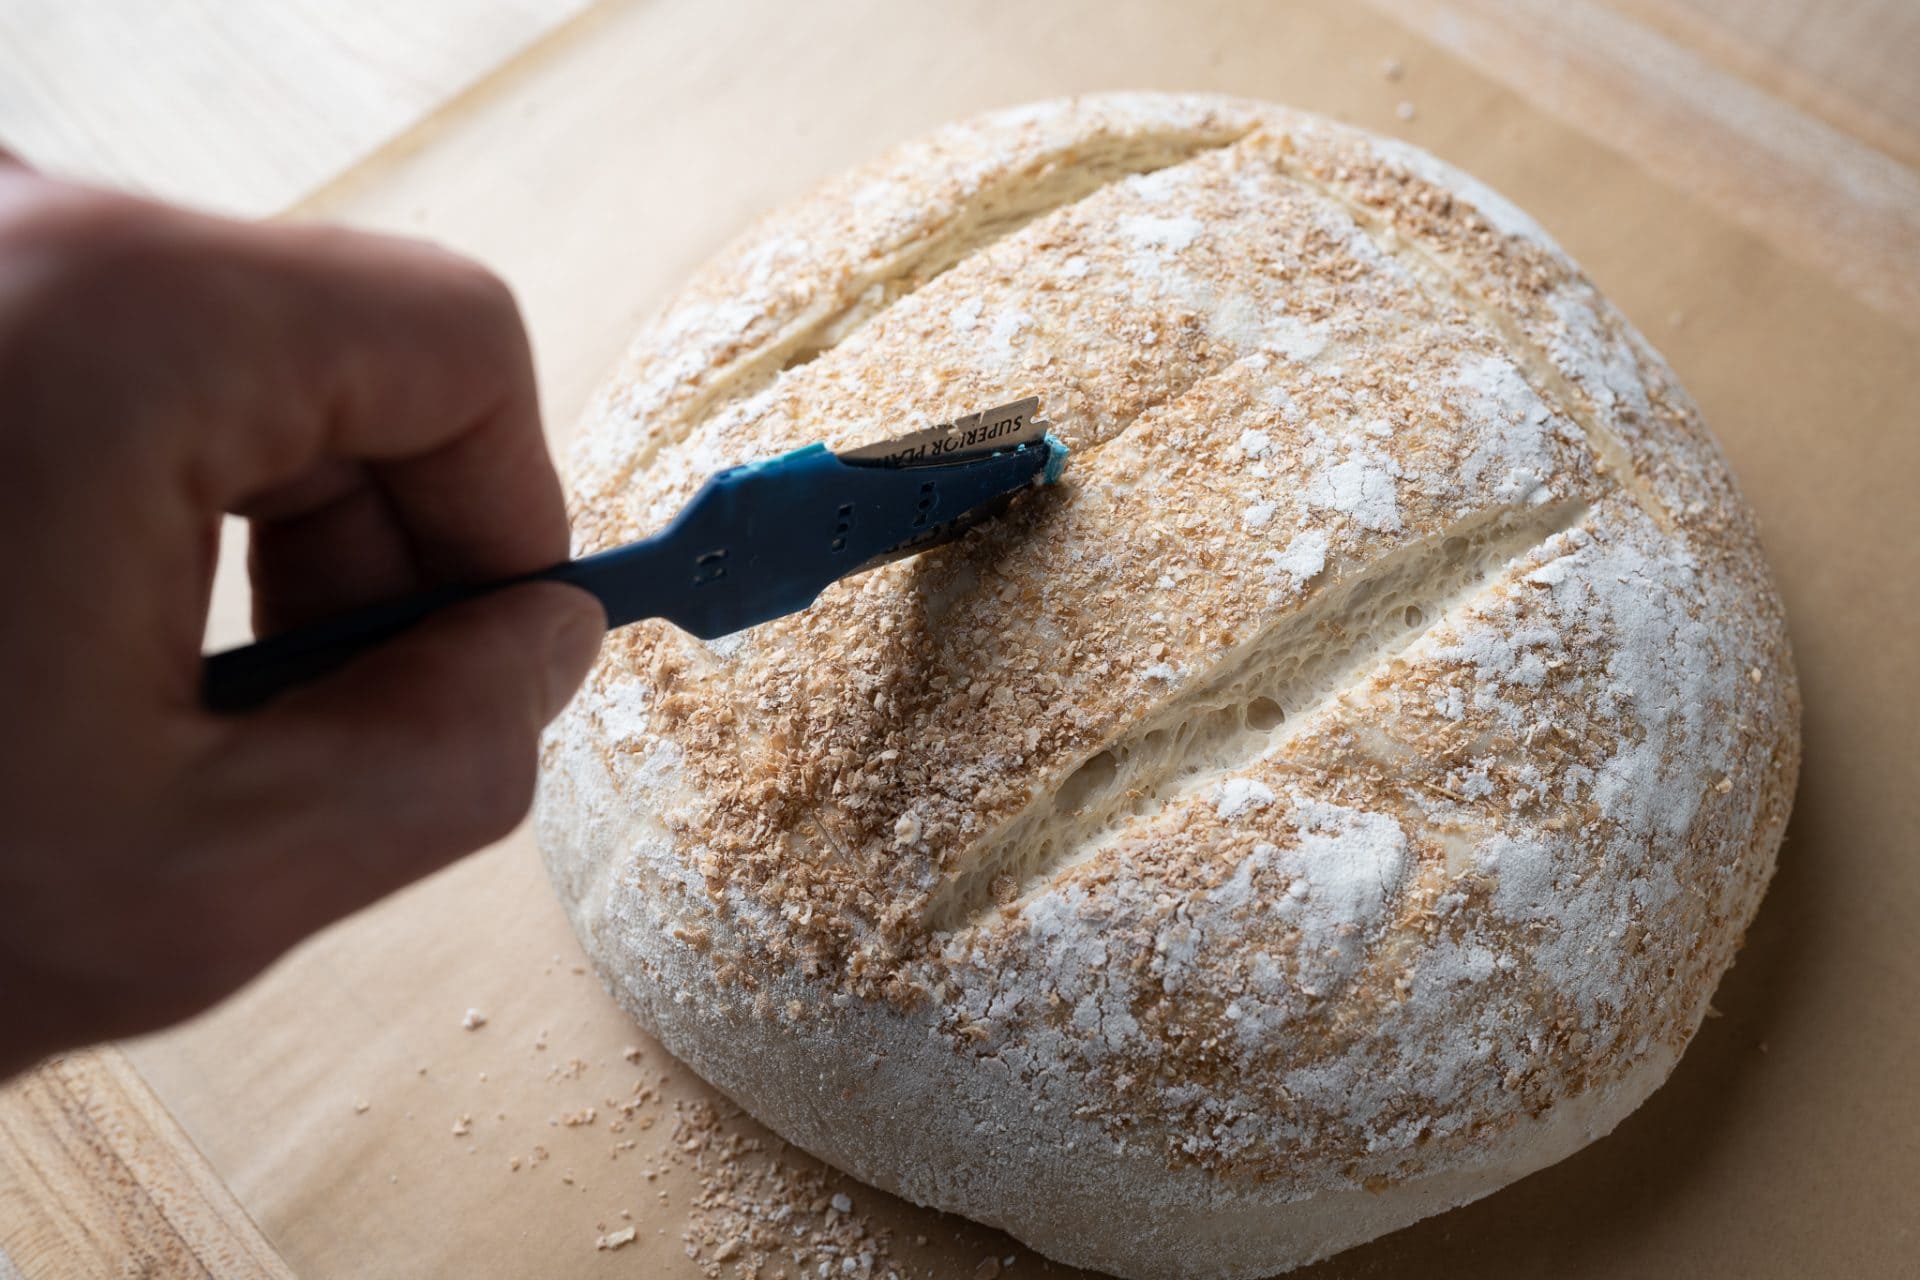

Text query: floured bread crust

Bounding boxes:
[536,95,1799,1279]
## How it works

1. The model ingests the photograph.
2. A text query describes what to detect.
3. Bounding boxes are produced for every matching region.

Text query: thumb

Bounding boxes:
[183,581,604,959]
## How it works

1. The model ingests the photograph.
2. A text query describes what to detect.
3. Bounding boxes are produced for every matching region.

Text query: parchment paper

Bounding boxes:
[127,0,1920,1275]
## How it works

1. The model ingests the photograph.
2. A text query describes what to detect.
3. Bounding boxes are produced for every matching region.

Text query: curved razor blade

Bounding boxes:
[838,395,1052,469]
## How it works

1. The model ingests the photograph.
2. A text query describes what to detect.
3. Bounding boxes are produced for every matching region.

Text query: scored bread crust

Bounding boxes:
[536,95,1799,1279]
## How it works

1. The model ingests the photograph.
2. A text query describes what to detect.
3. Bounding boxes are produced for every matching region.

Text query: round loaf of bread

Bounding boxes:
[537,94,1799,1278]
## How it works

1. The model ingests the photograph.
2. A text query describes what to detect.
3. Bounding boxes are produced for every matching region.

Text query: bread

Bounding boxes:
[536,94,1799,1278]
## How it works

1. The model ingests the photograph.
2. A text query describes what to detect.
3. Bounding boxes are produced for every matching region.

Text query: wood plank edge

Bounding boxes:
[1360,0,1920,330]
[0,1048,292,1279]
[281,0,634,221]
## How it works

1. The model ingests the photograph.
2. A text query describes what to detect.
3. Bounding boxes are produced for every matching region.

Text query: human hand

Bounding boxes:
[0,161,604,1079]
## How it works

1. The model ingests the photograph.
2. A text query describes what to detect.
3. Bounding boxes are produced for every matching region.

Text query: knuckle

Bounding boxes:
[0,178,142,256]
[0,182,186,362]
[464,270,530,364]
[429,252,526,355]
[455,255,516,311]
[369,232,521,329]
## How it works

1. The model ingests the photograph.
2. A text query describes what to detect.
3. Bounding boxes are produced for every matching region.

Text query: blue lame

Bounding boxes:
[202,437,1061,711]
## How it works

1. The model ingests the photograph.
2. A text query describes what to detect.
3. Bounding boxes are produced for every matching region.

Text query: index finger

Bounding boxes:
[206,218,567,582]
[4,185,567,584]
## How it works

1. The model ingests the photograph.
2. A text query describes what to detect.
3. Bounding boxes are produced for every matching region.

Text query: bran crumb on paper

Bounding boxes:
[1395,101,1416,121]
[451,1114,472,1137]
[1381,57,1403,80]
[596,1226,638,1251]
[352,1100,369,1115]
[462,1008,488,1031]
[546,1057,590,1084]
[658,1099,908,1279]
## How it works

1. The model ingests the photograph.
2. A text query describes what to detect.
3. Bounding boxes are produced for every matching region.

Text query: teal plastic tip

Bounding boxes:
[1041,432,1070,485]
[740,441,829,475]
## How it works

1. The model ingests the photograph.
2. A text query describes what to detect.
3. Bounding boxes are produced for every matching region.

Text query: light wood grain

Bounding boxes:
[1362,0,1920,328]
[1598,0,1920,167]
[1,1,1916,1276]
[0,1049,289,1278]
[0,0,595,216]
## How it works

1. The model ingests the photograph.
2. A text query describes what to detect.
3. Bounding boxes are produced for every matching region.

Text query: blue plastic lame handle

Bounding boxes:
[200,439,1054,712]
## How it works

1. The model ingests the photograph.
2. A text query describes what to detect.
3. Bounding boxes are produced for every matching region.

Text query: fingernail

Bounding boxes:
[542,595,604,722]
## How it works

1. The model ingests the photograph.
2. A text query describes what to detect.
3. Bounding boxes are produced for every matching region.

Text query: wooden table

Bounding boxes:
[2,2,1915,1275]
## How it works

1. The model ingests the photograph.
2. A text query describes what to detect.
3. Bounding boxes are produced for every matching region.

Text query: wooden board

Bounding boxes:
[0,0,596,215]
[2,0,1917,1276]
[1364,0,1920,327]
[0,1051,289,1277]
[1597,0,1920,167]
